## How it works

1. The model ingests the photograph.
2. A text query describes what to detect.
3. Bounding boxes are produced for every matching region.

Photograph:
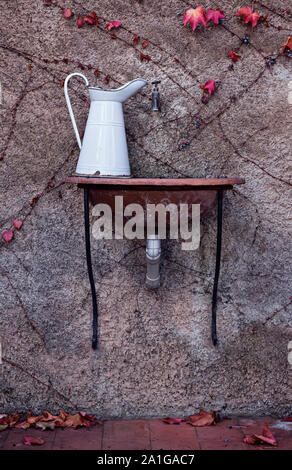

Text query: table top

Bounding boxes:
[66,176,245,187]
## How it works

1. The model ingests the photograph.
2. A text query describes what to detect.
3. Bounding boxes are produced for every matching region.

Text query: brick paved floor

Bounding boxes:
[1,418,291,450]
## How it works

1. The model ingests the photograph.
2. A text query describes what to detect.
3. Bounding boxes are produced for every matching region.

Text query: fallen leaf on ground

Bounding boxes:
[283,417,292,422]
[36,421,55,431]
[206,8,226,25]
[142,40,148,48]
[27,411,43,426]
[0,410,98,430]
[235,7,260,28]
[204,79,216,96]
[243,423,277,446]
[0,425,8,432]
[15,421,30,429]
[8,413,20,427]
[23,436,45,446]
[163,417,185,425]
[183,7,207,31]
[187,410,219,426]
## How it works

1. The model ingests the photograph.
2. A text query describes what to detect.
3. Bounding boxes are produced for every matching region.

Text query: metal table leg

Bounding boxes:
[84,187,98,349]
[211,190,223,346]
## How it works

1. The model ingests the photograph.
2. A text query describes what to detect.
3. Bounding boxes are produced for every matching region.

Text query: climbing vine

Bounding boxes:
[0,1,291,341]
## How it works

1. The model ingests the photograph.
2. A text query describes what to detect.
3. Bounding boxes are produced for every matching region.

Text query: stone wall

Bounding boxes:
[0,0,291,417]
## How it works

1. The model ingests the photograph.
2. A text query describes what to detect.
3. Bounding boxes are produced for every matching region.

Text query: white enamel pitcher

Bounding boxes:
[64,73,147,176]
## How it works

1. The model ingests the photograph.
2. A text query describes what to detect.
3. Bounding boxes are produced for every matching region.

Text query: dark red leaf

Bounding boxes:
[84,12,98,25]
[229,50,241,62]
[77,16,84,28]
[133,34,140,45]
[140,53,151,62]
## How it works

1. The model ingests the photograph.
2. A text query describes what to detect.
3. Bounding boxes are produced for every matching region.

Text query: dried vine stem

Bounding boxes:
[2,357,77,409]
[0,266,47,349]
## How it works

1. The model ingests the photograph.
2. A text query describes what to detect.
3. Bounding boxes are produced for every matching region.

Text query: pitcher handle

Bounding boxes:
[64,73,89,150]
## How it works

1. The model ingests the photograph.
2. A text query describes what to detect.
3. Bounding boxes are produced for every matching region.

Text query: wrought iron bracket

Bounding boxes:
[211,190,223,346]
[84,187,98,349]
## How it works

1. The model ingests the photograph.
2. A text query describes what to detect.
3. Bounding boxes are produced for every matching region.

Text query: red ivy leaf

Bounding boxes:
[282,36,292,51]
[142,40,149,48]
[23,436,45,446]
[94,69,99,77]
[2,230,13,243]
[13,219,23,230]
[107,20,121,31]
[235,7,260,28]
[77,16,84,28]
[84,11,98,25]
[140,53,151,62]
[206,8,226,25]
[133,34,140,45]
[183,7,207,31]
[229,50,241,62]
[104,75,110,84]
[247,11,260,28]
[204,79,216,96]
[63,9,73,19]
[235,7,253,19]
[163,417,185,425]
[283,417,292,422]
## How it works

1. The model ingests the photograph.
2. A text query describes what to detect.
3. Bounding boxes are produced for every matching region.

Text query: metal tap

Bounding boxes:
[151,80,161,111]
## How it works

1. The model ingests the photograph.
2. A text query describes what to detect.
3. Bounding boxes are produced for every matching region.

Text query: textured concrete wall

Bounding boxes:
[0,0,291,418]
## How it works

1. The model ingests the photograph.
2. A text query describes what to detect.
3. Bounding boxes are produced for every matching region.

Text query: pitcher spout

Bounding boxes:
[88,78,147,103]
